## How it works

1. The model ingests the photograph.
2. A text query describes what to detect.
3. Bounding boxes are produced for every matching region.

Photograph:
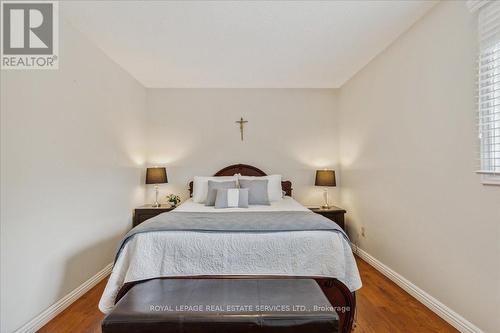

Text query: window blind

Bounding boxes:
[477,1,500,181]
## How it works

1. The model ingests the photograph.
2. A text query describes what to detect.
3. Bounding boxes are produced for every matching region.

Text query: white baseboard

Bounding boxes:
[356,248,484,333]
[14,263,113,333]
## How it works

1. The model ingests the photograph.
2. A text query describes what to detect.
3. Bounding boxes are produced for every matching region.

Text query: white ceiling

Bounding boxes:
[63,1,437,88]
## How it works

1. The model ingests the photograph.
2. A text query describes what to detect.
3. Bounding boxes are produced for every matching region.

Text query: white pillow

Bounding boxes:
[192,176,238,203]
[237,174,283,202]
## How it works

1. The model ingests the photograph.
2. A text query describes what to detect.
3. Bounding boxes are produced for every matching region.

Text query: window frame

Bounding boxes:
[474,1,500,185]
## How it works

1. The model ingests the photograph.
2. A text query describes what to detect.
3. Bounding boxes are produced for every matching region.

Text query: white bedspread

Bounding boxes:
[99,197,362,313]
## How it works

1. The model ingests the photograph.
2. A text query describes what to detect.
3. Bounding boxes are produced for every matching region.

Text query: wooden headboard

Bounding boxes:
[188,164,292,197]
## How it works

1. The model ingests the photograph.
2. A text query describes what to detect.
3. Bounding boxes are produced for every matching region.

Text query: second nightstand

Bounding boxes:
[309,206,346,231]
[133,205,175,227]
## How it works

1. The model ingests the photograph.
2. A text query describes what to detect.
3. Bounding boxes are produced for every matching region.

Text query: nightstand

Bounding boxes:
[309,206,346,231]
[133,205,175,227]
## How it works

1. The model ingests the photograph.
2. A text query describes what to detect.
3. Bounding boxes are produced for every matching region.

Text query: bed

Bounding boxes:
[100,164,362,333]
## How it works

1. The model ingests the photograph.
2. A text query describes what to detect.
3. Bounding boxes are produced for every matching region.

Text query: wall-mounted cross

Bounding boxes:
[235,117,248,141]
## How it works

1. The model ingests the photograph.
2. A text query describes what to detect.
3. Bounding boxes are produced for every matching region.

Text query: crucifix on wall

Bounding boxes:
[235,117,248,141]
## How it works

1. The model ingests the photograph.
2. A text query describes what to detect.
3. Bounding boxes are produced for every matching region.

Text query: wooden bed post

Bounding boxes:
[315,278,356,333]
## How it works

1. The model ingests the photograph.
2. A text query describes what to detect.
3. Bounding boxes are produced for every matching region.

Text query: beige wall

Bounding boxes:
[145,89,340,206]
[0,21,147,332]
[339,2,500,332]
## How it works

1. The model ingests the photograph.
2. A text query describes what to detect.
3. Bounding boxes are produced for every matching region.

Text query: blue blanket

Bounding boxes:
[115,211,348,263]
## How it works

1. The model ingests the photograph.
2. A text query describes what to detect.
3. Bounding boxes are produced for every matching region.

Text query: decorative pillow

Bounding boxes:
[238,175,283,201]
[205,180,238,206]
[215,188,249,209]
[238,179,270,205]
[192,176,238,203]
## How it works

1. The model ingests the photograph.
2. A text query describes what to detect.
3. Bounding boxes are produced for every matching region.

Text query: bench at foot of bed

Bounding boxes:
[103,278,339,333]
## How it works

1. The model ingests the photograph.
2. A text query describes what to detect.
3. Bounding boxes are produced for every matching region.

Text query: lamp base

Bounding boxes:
[152,185,160,208]
[321,188,330,210]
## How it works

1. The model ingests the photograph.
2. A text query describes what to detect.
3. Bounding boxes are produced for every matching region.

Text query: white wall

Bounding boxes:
[145,89,340,206]
[339,2,500,332]
[0,21,147,333]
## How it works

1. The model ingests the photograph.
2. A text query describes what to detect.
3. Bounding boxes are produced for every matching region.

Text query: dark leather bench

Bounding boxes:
[102,278,339,333]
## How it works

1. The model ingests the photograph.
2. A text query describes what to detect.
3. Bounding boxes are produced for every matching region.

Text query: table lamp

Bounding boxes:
[146,167,168,207]
[315,170,336,209]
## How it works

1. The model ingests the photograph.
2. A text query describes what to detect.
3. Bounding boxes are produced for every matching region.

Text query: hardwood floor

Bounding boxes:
[38,257,458,333]
[38,278,107,333]
[353,258,457,333]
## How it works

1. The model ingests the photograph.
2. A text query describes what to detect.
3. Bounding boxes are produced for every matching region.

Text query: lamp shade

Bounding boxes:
[146,167,168,184]
[315,170,336,187]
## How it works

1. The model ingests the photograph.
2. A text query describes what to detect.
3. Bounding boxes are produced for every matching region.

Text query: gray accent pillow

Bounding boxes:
[205,180,237,206]
[215,188,249,209]
[238,179,270,205]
